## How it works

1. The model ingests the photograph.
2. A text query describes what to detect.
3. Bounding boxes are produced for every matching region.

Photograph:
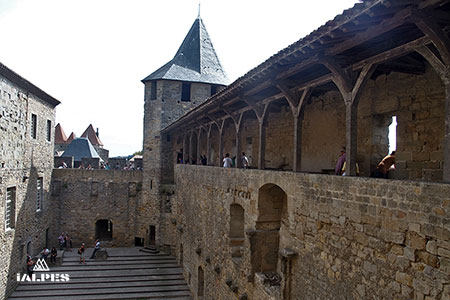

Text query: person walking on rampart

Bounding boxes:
[335,147,346,175]
[223,153,232,168]
[241,152,249,169]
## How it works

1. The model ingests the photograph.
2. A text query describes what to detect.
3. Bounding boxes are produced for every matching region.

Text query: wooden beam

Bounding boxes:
[327,6,413,56]
[352,36,429,70]
[412,9,450,65]
[321,57,352,97]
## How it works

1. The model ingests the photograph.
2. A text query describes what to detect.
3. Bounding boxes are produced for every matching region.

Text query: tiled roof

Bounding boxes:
[66,132,76,144]
[54,123,67,144]
[142,17,229,85]
[81,124,103,146]
[62,137,101,162]
[0,61,60,107]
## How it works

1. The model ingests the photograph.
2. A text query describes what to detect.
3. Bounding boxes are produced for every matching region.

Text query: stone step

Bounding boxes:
[62,259,176,266]
[9,248,191,300]
[16,279,187,291]
[32,267,183,279]
[41,263,179,272]
[63,255,175,262]
[19,274,185,285]
[10,284,190,297]
[139,248,160,254]
[9,290,192,300]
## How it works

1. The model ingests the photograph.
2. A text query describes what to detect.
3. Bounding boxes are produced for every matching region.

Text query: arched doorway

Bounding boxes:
[251,184,287,274]
[230,204,245,262]
[95,219,112,240]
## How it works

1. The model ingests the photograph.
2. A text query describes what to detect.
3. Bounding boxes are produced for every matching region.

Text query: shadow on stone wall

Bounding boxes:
[3,164,55,299]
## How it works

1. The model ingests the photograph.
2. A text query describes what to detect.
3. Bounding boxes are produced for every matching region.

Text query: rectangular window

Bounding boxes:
[31,114,37,139]
[36,177,43,212]
[46,120,51,142]
[181,82,191,102]
[150,81,157,100]
[211,85,217,96]
[6,187,16,230]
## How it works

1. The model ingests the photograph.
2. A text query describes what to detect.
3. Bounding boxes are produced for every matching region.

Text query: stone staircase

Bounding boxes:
[9,247,192,300]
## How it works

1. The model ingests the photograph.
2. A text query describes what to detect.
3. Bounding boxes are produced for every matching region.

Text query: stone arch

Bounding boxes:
[230,203,245,261]
[250,183,287,274]
[197,265,204,298]
[95,219,112,240]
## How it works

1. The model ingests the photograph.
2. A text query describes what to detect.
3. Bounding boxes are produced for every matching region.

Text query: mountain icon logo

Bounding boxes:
[33,258,50,271]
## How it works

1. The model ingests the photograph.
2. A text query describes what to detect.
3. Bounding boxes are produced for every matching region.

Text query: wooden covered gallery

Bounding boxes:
[162,0,450,183]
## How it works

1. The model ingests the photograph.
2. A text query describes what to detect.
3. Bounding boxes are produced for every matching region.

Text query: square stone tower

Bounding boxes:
[140,16,229,248]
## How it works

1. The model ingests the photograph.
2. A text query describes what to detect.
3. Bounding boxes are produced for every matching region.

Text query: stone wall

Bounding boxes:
[173,165,450,300]
[50,169,143,248]
[0,75,57,298]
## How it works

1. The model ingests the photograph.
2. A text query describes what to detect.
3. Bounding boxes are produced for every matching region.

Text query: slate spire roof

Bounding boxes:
[142,16,229,85]
[62,137,101,162]
[81,124,103,147]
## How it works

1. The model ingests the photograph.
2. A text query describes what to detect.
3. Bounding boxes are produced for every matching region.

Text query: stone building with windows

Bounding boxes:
[0,62,60,297]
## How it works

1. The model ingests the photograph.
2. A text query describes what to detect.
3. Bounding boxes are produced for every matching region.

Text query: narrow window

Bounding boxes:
[46,120,52,142]
[31,114,37,139]
[36,177,43,212]
[6,187,16,229]
[150,81,157,100]
[211,85,217,96]
[181,82,191,101]
[388,116,397,154]
[198,266,204,297]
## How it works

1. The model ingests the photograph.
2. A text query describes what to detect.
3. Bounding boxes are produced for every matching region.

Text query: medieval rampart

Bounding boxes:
[174,165,450,300]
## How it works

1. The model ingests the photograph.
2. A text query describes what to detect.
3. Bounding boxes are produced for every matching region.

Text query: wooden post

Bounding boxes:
[293,116,303,172]
[206,125,212,166]
[189,132,193,164]
[258,120,266,170]
[345,102,358,176]
[196,129,201,165]
[218,128,224,167]
[182,133,187,164]
[236,128,242,168]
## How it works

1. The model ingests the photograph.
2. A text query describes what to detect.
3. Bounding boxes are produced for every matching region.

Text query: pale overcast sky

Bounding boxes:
[0,0,358,156]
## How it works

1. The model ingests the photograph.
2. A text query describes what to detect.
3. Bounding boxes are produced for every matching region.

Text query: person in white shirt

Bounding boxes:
[223,153,233,168]
[241,152,249,168]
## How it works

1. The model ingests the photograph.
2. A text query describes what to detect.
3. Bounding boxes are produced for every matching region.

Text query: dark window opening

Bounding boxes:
[149,225,156,245]
[181,83,191,101]
[95,219,113,240]
[31,114,37,139]
[198,266,204,297]
[211,85,217,96]
[46,120,51,141]
[150,81,157,100]
[135,237,144,247]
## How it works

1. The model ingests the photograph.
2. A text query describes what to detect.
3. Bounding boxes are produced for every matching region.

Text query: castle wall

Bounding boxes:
[174,164,450,300]
[0,76,56,298]
[50,169,142,248]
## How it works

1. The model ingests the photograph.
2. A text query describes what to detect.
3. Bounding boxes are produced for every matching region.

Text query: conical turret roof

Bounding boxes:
[142,17,229,85]
[55,123,67,144]
[81,124,103,147]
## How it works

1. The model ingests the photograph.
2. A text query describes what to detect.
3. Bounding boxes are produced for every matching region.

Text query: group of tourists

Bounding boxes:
[222,152,249,168]
[335,147,396,178]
